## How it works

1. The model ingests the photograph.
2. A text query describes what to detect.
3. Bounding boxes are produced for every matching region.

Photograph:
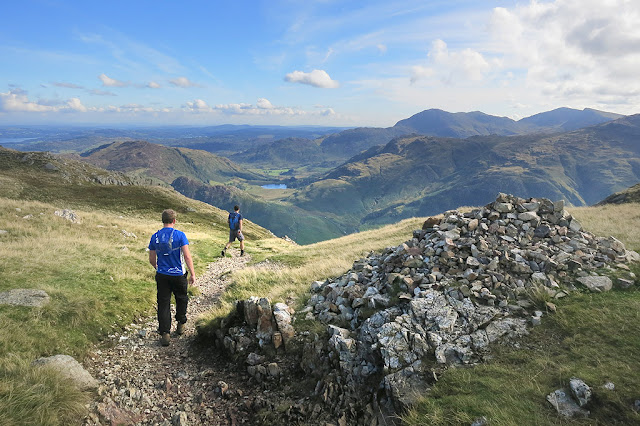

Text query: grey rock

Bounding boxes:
[616,278,634,289]
[471,416,488,426]
[272,302,295,345]
[576,276,612,292]
[569,377,592,407]
[382,368,431,412]
[0,289,50,307]
[32,354,98,390]
[54,209,81,224]
[602,382,615,391]
[0,230,8,235]
[547,389,590,418]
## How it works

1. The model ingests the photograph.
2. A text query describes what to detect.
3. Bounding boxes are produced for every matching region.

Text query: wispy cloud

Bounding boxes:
[88,89,117,96]
[284,69,339,88]
[184,97,335,118]
[147,81,161,89]
[77,30,184,74]
[98,73,128,87]
[52,82,84,89]
[169,77,202,88]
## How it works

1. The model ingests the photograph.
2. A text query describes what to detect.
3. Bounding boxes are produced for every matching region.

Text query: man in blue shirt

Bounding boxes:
[148,209,196,346]
[221,205,245,257]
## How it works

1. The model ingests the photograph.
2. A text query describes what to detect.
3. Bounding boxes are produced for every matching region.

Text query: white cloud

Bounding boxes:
[0,89,55,112]
[0,89,87,113]
[377,44,388,54]
[410,65,435,84]
[169,77,201,88]
[257,98,274,109]
[488,0,640,107]
[147,81,161,89]
[66,98,87,112]
[284,69,340,88]
[182,98,336,118]
[53,82,84,89]
[98,73,128,87]
[185,99,212,112]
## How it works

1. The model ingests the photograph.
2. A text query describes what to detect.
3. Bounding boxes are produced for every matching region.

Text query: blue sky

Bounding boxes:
[1,0,639,126]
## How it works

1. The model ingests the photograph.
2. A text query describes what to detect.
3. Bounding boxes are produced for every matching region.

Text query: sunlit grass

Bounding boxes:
[198,216,426,330]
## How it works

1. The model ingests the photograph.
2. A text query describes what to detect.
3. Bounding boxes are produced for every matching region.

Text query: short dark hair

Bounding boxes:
[234,205,240,211]
[162,209,176,224]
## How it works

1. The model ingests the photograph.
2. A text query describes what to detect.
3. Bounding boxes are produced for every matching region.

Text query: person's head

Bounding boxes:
[234,205,240,212]
[162,209,177,224]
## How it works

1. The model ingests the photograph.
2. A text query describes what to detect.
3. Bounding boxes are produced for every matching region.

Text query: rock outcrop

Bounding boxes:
[209,193,638,424]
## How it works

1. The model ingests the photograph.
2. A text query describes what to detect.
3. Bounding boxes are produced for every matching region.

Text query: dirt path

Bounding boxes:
[84,251,258,425]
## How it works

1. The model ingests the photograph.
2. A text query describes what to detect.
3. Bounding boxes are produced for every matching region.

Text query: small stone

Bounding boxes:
[616,278,634,289]
[0,230,8,235]
[602,382,615,391]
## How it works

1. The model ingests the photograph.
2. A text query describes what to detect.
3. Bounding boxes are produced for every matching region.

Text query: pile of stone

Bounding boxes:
[211,297,296,383]
[298,193,638,417]
[212,193,638,424]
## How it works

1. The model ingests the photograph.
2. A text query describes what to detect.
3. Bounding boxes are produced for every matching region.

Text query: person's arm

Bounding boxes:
[181,245,196,285]
[238,218,243,232]
[148,250,157,270]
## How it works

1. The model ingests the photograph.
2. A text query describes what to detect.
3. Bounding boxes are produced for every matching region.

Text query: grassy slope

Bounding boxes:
[404,203,640,425]
[0,150,274,425]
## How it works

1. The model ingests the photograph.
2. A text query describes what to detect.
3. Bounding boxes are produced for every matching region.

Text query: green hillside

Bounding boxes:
[0,147,278,425]
[70,140,266,185]
[597,182,640,205]
[171,176,351,244]
[290,115,640,228]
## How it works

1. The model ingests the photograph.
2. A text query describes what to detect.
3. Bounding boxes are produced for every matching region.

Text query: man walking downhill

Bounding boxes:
[148,209,196,347]
[222,205,245,257]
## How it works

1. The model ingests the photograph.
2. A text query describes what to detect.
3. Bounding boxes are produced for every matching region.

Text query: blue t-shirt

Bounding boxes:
[228,212,243,230]
[148,227,189,276]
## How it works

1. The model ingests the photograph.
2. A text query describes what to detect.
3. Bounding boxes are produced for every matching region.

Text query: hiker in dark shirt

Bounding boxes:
[221,205,245,257]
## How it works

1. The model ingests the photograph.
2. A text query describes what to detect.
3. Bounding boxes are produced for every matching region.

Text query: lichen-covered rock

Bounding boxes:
[0,289,50,307]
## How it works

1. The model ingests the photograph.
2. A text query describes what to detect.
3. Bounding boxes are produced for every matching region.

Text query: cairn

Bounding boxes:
[212,194,638,424]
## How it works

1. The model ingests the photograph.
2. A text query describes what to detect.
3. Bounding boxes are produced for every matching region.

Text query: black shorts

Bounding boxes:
[229,229,244,242]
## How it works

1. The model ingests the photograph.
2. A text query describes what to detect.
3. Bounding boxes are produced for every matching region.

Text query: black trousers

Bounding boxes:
[155,272,189,334]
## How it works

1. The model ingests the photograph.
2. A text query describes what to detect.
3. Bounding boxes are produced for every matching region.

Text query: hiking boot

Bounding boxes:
[221,249,226,257]
[240,250,245,256]
[160,332,170,346]
[176,322,185,335]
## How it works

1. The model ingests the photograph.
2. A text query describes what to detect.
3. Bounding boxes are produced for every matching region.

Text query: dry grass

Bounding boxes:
[570,203,640,251]
[198,216,426,327]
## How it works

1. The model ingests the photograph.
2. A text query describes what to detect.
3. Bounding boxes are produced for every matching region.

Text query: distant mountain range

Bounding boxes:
[288,114,640,228]
[232,107,624,167]
[5,106,635,243]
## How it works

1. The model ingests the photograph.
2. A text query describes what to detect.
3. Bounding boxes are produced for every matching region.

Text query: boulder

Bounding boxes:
[576,276,613,292]
[569,377,592,407]
[32,354,98,390]
[547,389,590,418]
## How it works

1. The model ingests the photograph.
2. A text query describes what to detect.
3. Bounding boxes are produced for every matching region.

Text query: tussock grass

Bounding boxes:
[0,191,270,425]
[0,355,88,426]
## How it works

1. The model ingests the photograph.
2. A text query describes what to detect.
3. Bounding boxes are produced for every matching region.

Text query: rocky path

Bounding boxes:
[84,251,259,425]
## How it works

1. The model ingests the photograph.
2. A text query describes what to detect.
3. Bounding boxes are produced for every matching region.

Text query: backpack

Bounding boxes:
[155,228,178,256]
[229,212,240,230]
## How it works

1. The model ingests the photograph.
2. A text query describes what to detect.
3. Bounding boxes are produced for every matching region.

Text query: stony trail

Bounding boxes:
[83,251,259,425]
